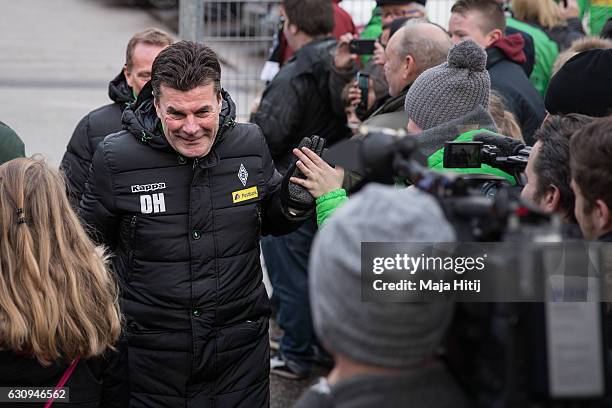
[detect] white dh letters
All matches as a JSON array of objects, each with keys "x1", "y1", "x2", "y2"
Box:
[{"x1": 140, "y1": 193, "x2": 166, "y2": 214}]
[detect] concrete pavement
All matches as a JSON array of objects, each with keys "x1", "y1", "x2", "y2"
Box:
[{"x1": 0, "y1": 0, "x2": 165, "y2": 167}]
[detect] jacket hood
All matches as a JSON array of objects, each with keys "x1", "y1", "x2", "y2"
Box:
[
  {"x1": 488, "y1": 33, "x2": 526, "y2": 66},
  {"x1": 108, "y1": 71, "x2": 134, "y2": 106},
  {"x1": 414, "y1": 106, "x2": 497, "y2": 157},
  {"x1": 121, "y1": 81, "x2": 237, "y2": 154}
]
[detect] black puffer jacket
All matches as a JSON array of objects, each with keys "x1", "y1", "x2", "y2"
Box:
[
  {"x1": 251, "y1": 37, "x2": 353, "y2": 174},
  {"x1": 79, "y1": 84, "x2": 303, "y2": 407},
  {"x1": 486, "y1": 37, "x2": 546, "y2": 145},
  {"x1": 0, "y1": 348, "x2": 128, "y2": 408},
  {"x1": 61, "y1": 71, "x2": 133, "y2": 206}
]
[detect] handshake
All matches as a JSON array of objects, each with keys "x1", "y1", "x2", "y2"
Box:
[{"x1": 282, "y1": 136, "x2": 345, "y2": 215}]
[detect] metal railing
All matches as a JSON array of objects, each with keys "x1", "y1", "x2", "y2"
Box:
[{"x1": 194, "y1": 0, "x2": 454, "y2": 122}]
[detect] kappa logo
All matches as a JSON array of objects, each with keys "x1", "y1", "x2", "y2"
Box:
[
  {"x1": 131, "y1": 182, "x2": 166, "y2": 194},
  {"x1": 140, "y1": 193, "x2": 166, "y2": 214},
  {"x1": 238, "y1": 163, "x2": 248, "y2": 187}
]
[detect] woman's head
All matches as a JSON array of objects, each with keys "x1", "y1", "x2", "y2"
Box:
[
  {"x1": 512, "y1": 0, "x2": 564, "y2": 30},
  {"x1": 0, "y1": 158, "x2": 121, "y2": 365}
]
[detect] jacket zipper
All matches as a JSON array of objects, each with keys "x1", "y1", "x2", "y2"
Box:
[{"x1": 127, "y1": 215, "x2": 137, "y2": 280}]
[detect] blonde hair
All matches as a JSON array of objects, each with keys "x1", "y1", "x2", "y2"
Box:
[
  {"x1": 512, "y1": 0, "x2": 564, "y2": 30},
  {"x1": 489, "y1": 91, "x2": 524, "y2": 142},
  {"x1": 552, "y1": 36, "x2": 612, "y2": 75},
  {"x1": 0, "y1": 158, "x2": 121, "y2": 365}
]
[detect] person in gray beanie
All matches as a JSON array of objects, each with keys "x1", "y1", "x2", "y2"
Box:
[
  {"x1": 404, "y1": 39, "x2": 491, "y2": 133},
  {"x1": 294, "y1": 184, "x2": 471, "y2": 408}
]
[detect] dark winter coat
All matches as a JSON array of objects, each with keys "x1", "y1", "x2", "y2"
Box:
[
  {"x1": 363, "y1": 85, "x2": 410, "y2": 130},
  {"x1": 0, "y1": 120, "x2": 25, "y2": 165},
  {"x1": 251, "y1": 37, "x2": 353, "y2": 174},
  {"x1": 61, "y1": 71, "x2": 133, "y2": 206},
  {"x1": 79, "y1": 84, "x2": 304, "y2": 408},
  {"x1": 487, "y1": 35, "x2": 546, "y2": 145},
  {"x1": 0, "y1": 348, "x2": 128, "y2": 408}
]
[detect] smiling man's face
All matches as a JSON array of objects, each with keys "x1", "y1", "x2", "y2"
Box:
[{"x1": 154, "y1": 83, "x2": 222, "y2": 158}]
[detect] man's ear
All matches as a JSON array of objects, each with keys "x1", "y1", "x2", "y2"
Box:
[
  {"x1": 123, "y1": 64, "x2": 133, "y2": 88},
  {"x1": 486, "y1": 29, "x2": 504, "y2": 47},
  {"x1": 153, "y1": 97, "x2": 162, "y2": 119},
  {"x1": 217, "y1": 92, "x2": 223, "y2": 110},
  {"x1": 403, "y1": 54, "x2": 417, "y2": 81},
  {"x1": 543, "y1": 185, "x2": 561, "y2": 213},
  {"x1": 594, "y1": 199, "x2": 612, "y2": 231}
]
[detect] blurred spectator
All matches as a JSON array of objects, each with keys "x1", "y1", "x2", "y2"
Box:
[
  {"x1": 260, "y1": 0, "x2": 357, "y2": 82},
  {"x1": 0, "y1": 158, "x2": 125, "y2": 407},
  {"x1": 61, "y1": 28, "x2": 173, "y2": 207},
  {"x1": 488, "y1": 91, "x2": 524, "y2": 141},
  {"x1": 251, "y1": 0, "x2": 354, "y2": 380},
  {"x1": 521, "y1": 114, "x2": 594, "y2": 227},
  {"x1": 361, "y1": 0, "x2": 428, "y2": 46},
  {"x1": 570, "y1": 116, "x2": 612, "y2": 241},
  {"x1": 366, "y1": 20, "x2": 451, "y2": 129},
  {"x1": 505, "y1": 10, "x2": 558, "y2": 96},
  {"x1": 295, "y1": 185, "x2": 470, "y2": 408},
  {"x1": 0, "y1": 120, "x2": 25, "y2": 165},
  {"x1": 552, "y1": 35, "x2": 612, "y2": 75},
  {"x1": 449, "y1": 0, "x2": 545, "y2": 144},
  {"x1": 545, "y1": 48, "x2": 612, "y2": 117},
  {"x1": 511, "y1": 0, "x2": 585, "y2": 51},
  {"x1": 577, "y1": 0, "x2": 612, "y2": 35}
]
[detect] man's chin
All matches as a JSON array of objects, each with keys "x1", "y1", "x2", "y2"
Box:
[{"x1": 179, "y1": 145, "x2": 212, "y2": 158}]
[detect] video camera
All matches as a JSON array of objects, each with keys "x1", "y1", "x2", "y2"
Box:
[
  {"x1": 324, "y1": 128, "x2": 611, "y2": 408},
  {"x1": 324, "y1": 127, "x2": 544, "y2": 241}
]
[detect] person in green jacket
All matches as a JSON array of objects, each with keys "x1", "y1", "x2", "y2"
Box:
[
  {"x1": 0, "y1": 121, "x2": 25, "y2": 165},
  {"x1": 360, "y1": 0, "x2": 428, "y2": 64},
  {"x1": 577, "y1": 0, "x2": 612, "y2": 35}
]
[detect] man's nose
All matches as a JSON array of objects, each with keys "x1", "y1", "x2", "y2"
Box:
[{"x1": 183, "y1": 117, "x2": 199, "y2": 135}]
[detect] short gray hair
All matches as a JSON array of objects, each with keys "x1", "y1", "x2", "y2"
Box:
[{"x1": 394, "y1": 20, "x2": 452, "y2": 77}]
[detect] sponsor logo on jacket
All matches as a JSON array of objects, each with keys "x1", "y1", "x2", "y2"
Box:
[
  {"x1": 232, "y1": 186, "x2": 258, "y2": 203},
  {"x1": 131, "y1": 182, "x2": 166, "y2": 194}
]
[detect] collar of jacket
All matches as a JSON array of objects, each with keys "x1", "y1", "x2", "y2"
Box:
[
  {"x1": 122, "y1": 82, "x2": 237, "y2": 162},
  {"x1": 108, "y1": 70, "x2": 134, "y2": 107},
  {"x1": 413, "y1": 106, "x2": 497, "y2": 157},
  {"x1": 370, "y1": 84, "x2": 411, "y2": 118}
]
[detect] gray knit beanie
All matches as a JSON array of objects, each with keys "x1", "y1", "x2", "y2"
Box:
[
  {"x1": 404, "y1": 40, "x2": 490, "y2": 131},
  {"x1": 310, "y1": 184, "x2": 456, "y2": 368}
]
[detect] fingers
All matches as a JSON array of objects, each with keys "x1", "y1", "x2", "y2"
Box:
[
  {"x1": 300, "y1": 147, "x2": 326, "y2": 166},
  {"x1": 338, "y1": 33, "x2": 354, "y2": 45}
]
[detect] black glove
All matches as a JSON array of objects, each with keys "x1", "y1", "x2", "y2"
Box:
[
  {"x1": 281, "y1": 135, "x2": 326, "y2": 215},
  {"x1": 473, "y1": 133, "x2": 526, "y2": 156}
]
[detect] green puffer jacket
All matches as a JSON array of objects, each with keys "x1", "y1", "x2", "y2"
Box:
[
  {"x1": 506, "y1": 17, "x2": 559, "y2": 97},
  {"x1": 0, "y1": 121, "x2": 25, "y2": 165},
  {"x1": 578, "y1": 0, "x2": 612, "y2": 35}
]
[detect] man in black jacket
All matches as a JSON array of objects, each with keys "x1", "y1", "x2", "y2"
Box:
[
  {"x1": 61, "y1": 28, "x2": 173, "y2": 206},
  {"x1": 251, "y1": 0, "x2": 354, "y2": 380},
  {"x1": 449, "y1": 0, "x2": 545, "y2": 144},
  {"x1": 79, "y1": 41, "x2": 308, "y2": 408}
]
